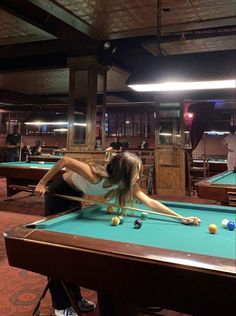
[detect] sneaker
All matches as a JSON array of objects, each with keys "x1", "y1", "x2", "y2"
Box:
[
  {"x1": 55, "y1": 306, "x2": 78, "y2": 316},
  {"x1": 78, "y1": 298, "x2": 96, "y2": 312}
]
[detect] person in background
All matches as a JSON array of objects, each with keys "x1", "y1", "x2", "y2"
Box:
[
  {"x1": 5, "y1": 125, "x2": 23, "y2": 162},
  {"x1": 31, "y1": 145, "x2": 42, "y2": 156},
  {"x1": 224, "y1": 126, "x2": 236, "y2": 170},
  {"x1": 35, "y1": 152, "x2": 201, "y2": 316},
  {"x1": 140, "y1": 140, "x2": 148, "y2": 149},
  {"x1": 107, "y1": 137, "x2": 123, "y2": 153},
  {"x1": 21, "y1": 145, "x2": 32, "y2": 161}
]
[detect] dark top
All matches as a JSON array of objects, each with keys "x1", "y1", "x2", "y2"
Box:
[
  {"x1": 6, "y1": 133, "x2": 21, "y2": 153},
  {"x1": 31, "y1": 146, "x2": 42, "y2": 156},
  {"x1": 110, "y1": 141, "x2": 123, "y2": 151},
  {"x1": 21, "y1": 147, "x2": 32, "y2": 160}
]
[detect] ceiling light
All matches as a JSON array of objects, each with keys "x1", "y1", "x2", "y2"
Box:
[
  {"x1": 127, "y1": 50, "x2": 236, "y2": 92},
  {"x1": 24, "y1": 122, "x2": 87, "y2": 126},
  {"x1": 129, "y1": 80, "x2": 235, "y2": 92}
]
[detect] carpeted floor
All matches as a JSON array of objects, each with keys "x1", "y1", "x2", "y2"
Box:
[
  {"x1": 0, "y1": 179, "x2": 99, "y2": 316},
  {"x1": 0, "y1": 178, "x2": 217, "y2": 316}
]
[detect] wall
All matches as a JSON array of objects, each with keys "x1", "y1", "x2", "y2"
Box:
[
  {"x1": 193, "y1": 134, "x2": 227, "y2": 158},
  {"x1": 0, "y1": 134, "x2": 67, "y2": 148}
]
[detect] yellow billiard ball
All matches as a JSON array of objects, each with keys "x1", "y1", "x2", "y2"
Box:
[
  {"x1": 208, "y1": 224, "x2": 218, "y2": 234},
  {"x1": 111, "y1": 216, "x2": 120, "y2": 226},
  {"x1": 107, "y1": 205, "x2": 114, "y2": 214}
]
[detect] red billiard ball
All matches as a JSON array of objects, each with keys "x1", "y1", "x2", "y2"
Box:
[
  {"x1": 134, "y1": 219, "x2": 142, "y2": 229},
  {"x1": 208, "y1": 224, "x2": 218, "y2": 234}
]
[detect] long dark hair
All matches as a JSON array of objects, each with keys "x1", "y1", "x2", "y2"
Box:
[{"x1": 90, "y1": 152, "x2": 142, "y2": 205}]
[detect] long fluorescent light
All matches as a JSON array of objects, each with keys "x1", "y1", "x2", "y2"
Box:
[
  {"x1": 24, "y1": 121, "x2": 68, "y2": 125},
  {"x1": 24, "y1": 122, "x2": 87, "y2": 126},
  {"x1": 128, "y1": 80, "x2": 236, "y2": 92}
]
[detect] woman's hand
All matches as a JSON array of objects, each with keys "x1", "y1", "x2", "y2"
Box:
[
  {"x1": 180, "y1": 216, "x2": 201, "y2": 225},
  {"x1": 34, "y1": 181, "x2": 47, "y2": 197}
]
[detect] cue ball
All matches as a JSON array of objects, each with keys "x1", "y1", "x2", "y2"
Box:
[
  {"x1": 221, "y1": 219, "x2": 229, "y2": 228},
  {"x1": 227, "y1": 221, "x2": 236, "y2": 231},
  {"x1": 208, "y1": 224, "x2": 218, "y2": 234},
  {"x1": 111, "y1": 216, "x2": 120, "y2": 226},
  {"x1": 107, "y1": 205, "x2": 114, "y2": 214},
  {"x1": 118, "y1": 216, "x2": 124, "y2": 224},
  {"x1": 134, "y1": 219, "x2": 142, "y2": 229}
]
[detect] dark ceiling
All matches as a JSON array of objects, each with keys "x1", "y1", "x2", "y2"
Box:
[{"x1": 0, "y1": 0, "x2": 235, "y2": 113}]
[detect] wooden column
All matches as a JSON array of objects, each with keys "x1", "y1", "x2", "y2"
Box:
[{"x1": 67, "y1": 56, "x2": 107, "y2": 153}]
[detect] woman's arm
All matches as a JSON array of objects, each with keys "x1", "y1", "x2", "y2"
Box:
[
  {"x1": 132, "y1": 185, "x2": 201, "y2": 225},
  {"x1": 35, "y1": 156, "x2": 99, "y2": 196}
]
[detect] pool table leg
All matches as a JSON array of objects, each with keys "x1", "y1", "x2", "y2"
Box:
[{"x1": 97, "y1": 292, "x2": 156, "y2": 316}]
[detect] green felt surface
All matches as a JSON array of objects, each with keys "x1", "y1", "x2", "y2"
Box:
[
  {"x1": 35, "y1": 201, "x2": 236, "y2": 260},
  {"x1": 208, "y1": 171, "x2": 236, "y2": 185},
  {"x1": 194, "y1": 159, "x2": 227, "y2": 164},
  {"x1": 208, "y1": 159, "x2": 227, "y2": 164},
  {"x1": 0, "y1": 161, "x2": 55, "y2": 169}
]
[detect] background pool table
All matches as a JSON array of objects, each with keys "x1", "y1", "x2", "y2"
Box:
[
  {"x1": 28, "y1": 155, "x2": 61, "y2": 163},
  {"x1": 4, "y1": 201, "x2": 236, "y2": 315},
  {"x1": 0, "y1": 161, "x2": 64, "y2": 197},
  {"x1": 193, "y1": 158, "x2": 227, "y2": 176},
  {"x1": 196, "y1": 170, "x2": 236, "y2": 205}
]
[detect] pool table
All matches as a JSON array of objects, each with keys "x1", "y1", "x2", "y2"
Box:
[
  {"x1": 0, "y1": 161, "x2": 63, "y2": 197},
  {"x1": 193, "y1": 158, "x2": 227, "y2": 176},
  {"x1": 28, "y1": 155, "x2": 62, "y2": 163},
  {"x1": 196, "y1": 171, "x2": 236, "y2": 205},
  {"x1": 4, "y1": 201, "x2": 236, "y2": 315}
]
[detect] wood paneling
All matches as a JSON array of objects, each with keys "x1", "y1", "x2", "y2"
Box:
[{"x1": 155, "y1": 147, "x2": 186, "y2": 196}]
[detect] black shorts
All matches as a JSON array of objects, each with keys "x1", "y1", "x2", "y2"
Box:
[{"x1": 45, "y1": 176, "x2": 84, "y2": 216}]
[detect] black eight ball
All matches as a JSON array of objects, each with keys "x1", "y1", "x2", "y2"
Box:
[{"x1": 134, "y1": 219, "x2": 142, "y2": 229}]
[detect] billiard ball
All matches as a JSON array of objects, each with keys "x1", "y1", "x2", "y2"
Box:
[
  {"x1": 221, "y1": 219, "x2": 230, "y2": 228},
  {"x1": 107, "y1": 205, "x2": 114, "y2": 214},
  {"x1": 208, "y1": 224, "x2": 218, "y2": 234},
  {"x1": 111, "y1": 216, "x2": 120, "y2": 226},
  {"x1": 227, "y1": 221, "x2": 235, "y2": 231},
  {"x1": 134, "y1": 219, "x2": 142, "y2": 229},
  {"x1": 118, "y1": 216, "x2": 124, "y2": 224},
  {"x1": 141, "y1": 212, "x2": 148, "y2": 219}
]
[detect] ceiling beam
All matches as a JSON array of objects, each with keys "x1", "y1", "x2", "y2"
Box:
[
  {"x1": 0, "y1": 39, "x2": 97, "y2": 60},
  {"x1": 0, "y1": 53, "x2": 68, "y2": 72},
  {"x1": 161, "y1": 17, "x2": 236, "y2": 35},
  {"x1": 0, "y1": 0, "x2": 99, "y2": 41},
  {"x1": 106, "y1": 26, "x2": 236, "y2": 47},
  {"x1": 0, "y1": 89, "x2": 68, "y2": 105},
  {"x1": 106, "y1": 17, "x2": 236, "y2": 40}
]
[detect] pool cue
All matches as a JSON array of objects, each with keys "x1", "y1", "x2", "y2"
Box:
[
  {"x1": 49, "y1": 192, "x2": 186, "y2": 221},
  {"x1": 22, "y1": 187, "x2": 188, "y2": 222}
]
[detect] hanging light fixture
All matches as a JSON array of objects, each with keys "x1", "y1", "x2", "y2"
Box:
[
  {"x1": 126, "y1": 50, "x2": 236, "y2": 91},
  {"x1": 126, "y1": 0, "x2": 236, "y2": 92}
]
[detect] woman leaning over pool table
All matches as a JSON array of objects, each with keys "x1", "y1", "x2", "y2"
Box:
[{"x1": 35, "y1": 152, "x2": 201, "y2": 316}]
